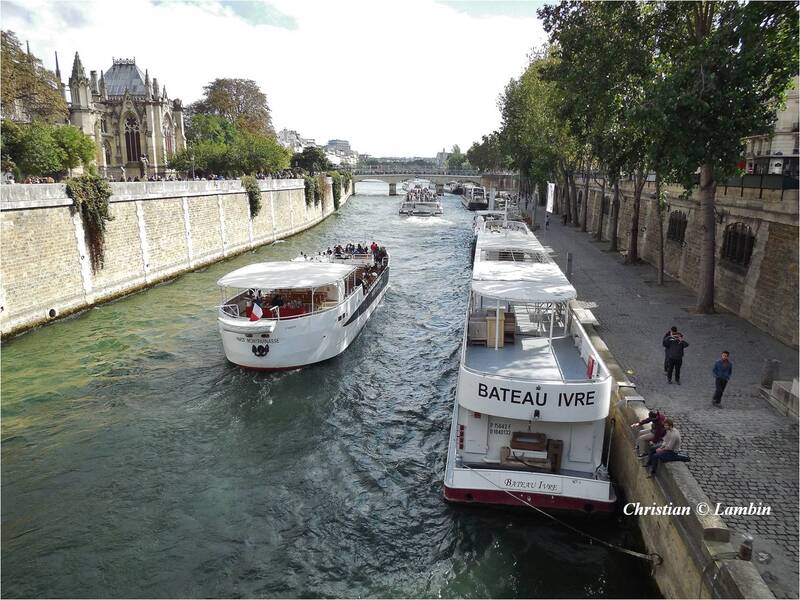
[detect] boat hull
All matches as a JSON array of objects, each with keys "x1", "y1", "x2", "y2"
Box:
[
  {"x1": 461, "y1": 197, "x2": 489, "y2": 211},
  {"x1": 219, "y1": 266, "x2": 389, "y2": 370},
  {"x1": 443, "y1": 484, "x2": 615, "y2": 513}
]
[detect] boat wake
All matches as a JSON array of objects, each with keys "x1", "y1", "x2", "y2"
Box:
[{"x1": 406, "y1": 216, "x2": 453, "y2": 226}]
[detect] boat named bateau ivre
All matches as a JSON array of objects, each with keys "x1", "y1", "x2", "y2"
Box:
[{"x1": 444, "y1": 215, "x2": 615, "y2": 512}]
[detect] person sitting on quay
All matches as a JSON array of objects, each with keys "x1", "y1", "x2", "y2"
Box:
[
  {"x1": 645, "y1": 418, "x2": 681, "y2": 478},
  {"x1": 631, "y1": 409, "x2": 667, "y2": 457}
]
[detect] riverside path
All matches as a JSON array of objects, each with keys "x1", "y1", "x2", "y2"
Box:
[{"x1": 537, "y1": 218, "x2": 799, "y2": 599}]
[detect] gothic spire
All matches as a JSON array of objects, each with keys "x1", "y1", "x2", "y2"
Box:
[
  {"x1": 144, "y1": 69, "x2": 152, "y2": 100},
  {"x1": 162, "y1": 85, "x2": 167, "y2": 100},
  {"x1": 152, "y1": 76, "x2": 159, "y2": 98},
  {"x1": 71, "y1": 51, "x2": 86, "y2": 81},
  {"x1": 99, "y1": 70, "x2": 107, "y2": 99},
  {"x1": 54, "y1": 51, "x2": 61, "y2": 78}
]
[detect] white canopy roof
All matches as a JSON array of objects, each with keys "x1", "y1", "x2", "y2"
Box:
[
  {"x1": 217, "y1": 262, "x2": 354, "y2": 289},
  {"x1": 476, "y1": 229, "x2": 545, "y2": 253},
  {"x1": 472, "y1": 261, "x2": 576, "y2": 303}
]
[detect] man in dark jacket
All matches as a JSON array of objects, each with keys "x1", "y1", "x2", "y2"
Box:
[
  {"x1": 663, "y1": 326, "x2": 678, "y2": 373},
  {"x1": 631, "y1": 409, "x2": 667, "y2": 456},
  {"x1": 663, "y1": 332, "x2": 689, "y2": 384},
  {"x1": 712, "y1": 351, "x2": 733, "y2": 406}
]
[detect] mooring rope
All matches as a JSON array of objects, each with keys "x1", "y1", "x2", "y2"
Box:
[{"x1": 460, "y1": 463, "x2": 662, "y2": 566}]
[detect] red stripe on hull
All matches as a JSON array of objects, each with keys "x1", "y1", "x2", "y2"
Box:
[{"x1": 443, "y1": 485, "x2": 615, "y2": 513}]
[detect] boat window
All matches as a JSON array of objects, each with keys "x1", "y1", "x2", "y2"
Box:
[{"x1": 483, "y1": 249, "x2": 548, "y2": 263}]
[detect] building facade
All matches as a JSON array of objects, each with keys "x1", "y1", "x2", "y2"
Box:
[
  {"x1": 61, "y1": 53, "x2": 186, "y2": 179},
  {"x1": 743, "y1": 76, "x2": 799, "y2": 178}
]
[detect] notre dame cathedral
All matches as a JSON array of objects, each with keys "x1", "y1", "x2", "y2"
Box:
[{"x1": 58, "y1": 52, "x2": 186, "y2": 178}]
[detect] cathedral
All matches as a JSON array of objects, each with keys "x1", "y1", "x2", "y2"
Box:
[{"x1": 58, "y1": 52, "x2": 186, "y2": 178}]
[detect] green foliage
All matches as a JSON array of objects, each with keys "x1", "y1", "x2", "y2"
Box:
[
  {"x1": 65, "y1": 174, "x2": 114, "y2": 273},
  {"x1": 1, "y1": 30, "x2": 68, "y2": 123},
  {"x1": 292, "y1": 146, "x2": 330, "y2": 173},
  {"x1": 341, "y1": 170, "x2": 352, "y2": 193},
  {"x1": 170, "y1": 119, "x2": 289, "y2": 177},
  {"x1": 0, "y1": 120, "x2": 96, "y2": 178},
  {"x1": 241, "y1": 175, "x2": 261, "y2": 218},
  {"x1": 190, "y1": 78, "x2": 274, "y2": 136},
  {"x1": 328, "y1": 170, "x2": 342, "y2": 209},
  {"x1": 446, "y1": 145, "x2": 467, "y2": 170},
  {"x1": 52, "y1": 125, "x2": 96, "y2": 171},
  {"x1": 303, "y1": 175, "x2": 316, "y2": 207},
  {"x1": 315, "y1": 174, "x2": 326, "y2": 206},
  {"x1": 467, "y1": 132, "x2": 508, "y2": 172}
]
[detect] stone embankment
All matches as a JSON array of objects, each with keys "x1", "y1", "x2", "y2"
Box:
[{"x1": 0, "y1": 178, "x2": 351, "y2": 338}]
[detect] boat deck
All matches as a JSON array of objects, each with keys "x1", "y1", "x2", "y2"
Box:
[{"x1": 464, "y1": 335, "x2": 586, "y2": 381}]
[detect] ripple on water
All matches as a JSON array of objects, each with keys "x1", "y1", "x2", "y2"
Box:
[{"x1": 0, "y1": 191, "x2": 658, "y2": 598}]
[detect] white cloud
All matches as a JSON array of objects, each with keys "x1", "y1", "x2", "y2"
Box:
[{"x1": 5, "y1": 0, "x2": 546, "y2": 156}]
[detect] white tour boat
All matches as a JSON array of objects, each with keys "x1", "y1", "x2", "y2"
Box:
[
  {"x1": 444, "y1": 222, "x2": 615, "y2": 513},
  {"x1": 399, "y1": 184, "x2": 443, "y2": 216},
  {"x1": 216, "y1": 245, "x2": 390, "y2": 370},
  {"x1": 462, "y1": 185, "x2": 489, "y2": 211}
]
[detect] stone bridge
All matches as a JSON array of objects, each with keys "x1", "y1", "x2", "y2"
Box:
[{"x1": 351, "y1": 169, "x2": 519, "y2": 196}]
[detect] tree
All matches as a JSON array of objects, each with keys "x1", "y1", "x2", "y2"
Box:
[
  {"x1": 291, "y1": 146, "x2": 330, "y2": 173},
  {"x1": 446, "y1": 144, "x2": 467, "y2": 170},
  {"x1": 16, "y1": 121, "x2": 64, "y2": 176},
  {"x1": 1, "y1": 31, "x2": 67, "y2": 124},
  {"x1": 467, "y1": 132, "x2": 507, "y2": 172},
  {"x1": 653, "y1": 1, "x2": 798, "y2": 312},
  {"x1": 52, "y1": 125, "x2": 96, "y2": 172},
  {"x1": 232, "y1": 131, "x2": 291, "y2": 175},
  {"x1": 191, "y1": 78, "x2": 275, "y2": 136}
]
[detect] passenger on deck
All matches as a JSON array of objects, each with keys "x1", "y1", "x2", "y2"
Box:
[
  {"x1": 269, "y1": 294, "x2": 284, "y2": 308},
  {"x1": 327, "y1": 247, "x2": 333, "y2": 255},
  {"x1": 370, "y1": 241, "x2": 378, "y2": 254}
]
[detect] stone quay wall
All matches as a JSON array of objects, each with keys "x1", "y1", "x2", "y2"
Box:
[
  {"x1": 0, "y1": 178, "x2": 352, "y2": 338},
  {"x1": 574, "y1": 180, "x2": 798, "y2": 348}
]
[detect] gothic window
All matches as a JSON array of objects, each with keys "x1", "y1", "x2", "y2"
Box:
[
  {"x1": 104, "y1": 141, "x2": 112, "y2": 166},
  {"x1": 124, "y1": 116, "x2": 142, "y2": 163},
  {"x1": 101, "y1": 118, "x2": 107, "y2": 134},
  {"x1": 721, "y1": 222, "x2": 755, "y2": 267},
  {"x1": 163, "y1": 118, "x2": 174, "y2": 158},
  {"x1": 666, "y1": 211, "x2": 688, "y2": 244}
]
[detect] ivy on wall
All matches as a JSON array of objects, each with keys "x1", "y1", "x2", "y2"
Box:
[
  {"x1": 304, "y1": 175, "x2": 316, "y2": 207},
  {"x1": 328, "y1": 171, "x2": 342, "y2": 210},
  {"x1": 65, "y1": 174, "x2": 114, "y2": 273},
  {"x1": 241, "y1": 175, "x2": 262, "y2": 218},
  {"x1": 315, "y1": 174, "x2": 326, "y2": 206}
]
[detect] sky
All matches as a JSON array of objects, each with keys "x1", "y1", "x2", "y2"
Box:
[{"x1": 3, "y1": 0, "x2": 548, "y2": 157}]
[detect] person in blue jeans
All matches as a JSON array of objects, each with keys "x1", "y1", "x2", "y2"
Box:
[
  {"x1": 646, "y1": 418, "x2": 681, "y2": 477},
  {"x1": 712, "y1": 351, "x2": 733, "y2": 406}
]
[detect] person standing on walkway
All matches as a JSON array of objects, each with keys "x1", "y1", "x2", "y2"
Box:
[
  {"x1": 663, "y1": 326, "x2": 678, "y2": 373},
  {"x1": 712, "y1": 351, "x2": 733, "y2": 406},
  {"x1": 646, "y1": 418, "x2": 681, "y2": 478},
  {"x1": 545, "y1": 214, "x2": 550, "y2": 230},
  {"x1": 663, "y1": 332, "x2": 689, "y2": 384}
]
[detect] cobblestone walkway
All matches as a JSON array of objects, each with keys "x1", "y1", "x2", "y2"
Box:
[{"x1": 539, "y1": 220, "x2": 799, "y2": 599}]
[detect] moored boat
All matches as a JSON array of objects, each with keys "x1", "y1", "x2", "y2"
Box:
[
  {"x1": 217, "y1": 245, "x2": 390, "y2": 370},
  {"x1": 461, "y1": 185, "x2": 489, "y2": 211},
  {"x1": 444, "y1": 222, "x2": 615, "y2": 513}
]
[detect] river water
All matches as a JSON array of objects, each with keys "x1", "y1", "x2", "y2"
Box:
[{"x1": 1, "y1": 183, "x2": 658, "y2": 598}]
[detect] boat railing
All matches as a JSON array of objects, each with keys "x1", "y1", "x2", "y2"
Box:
[{"x1": 219, "y1": 303, "x2": 241, "y2": 318}]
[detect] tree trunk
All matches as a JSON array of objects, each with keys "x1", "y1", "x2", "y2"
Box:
[
  {"x1": 569, "y1": 173, "x2": 579, "y2": 226},
  {"x1": 609, "y1": 179, "x2": 620, "y2": 252},
  {"x1": 656, "y1": 171, "x2": 664, "y2": 285},
  {"x1": 581, "y1": 165, "x2": 590, "y2": 232},
  {"x1": 696, "y1": 162, "x2": 716, "y2": 312},
  {"x1": 594, "y1": 176, "x2": 606, "y2": 240},
  {"x1": 625, "y1": 170, "x2": 646, "y2": 264}
]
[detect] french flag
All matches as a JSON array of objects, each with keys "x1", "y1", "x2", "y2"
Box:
[{"x1": 249, "y1": 302, "x2": 263, "y2": 321}]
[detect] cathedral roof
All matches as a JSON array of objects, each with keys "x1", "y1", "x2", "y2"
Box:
[{"x1": 104, "y1": 59, "x2": 149, "y2": 97}]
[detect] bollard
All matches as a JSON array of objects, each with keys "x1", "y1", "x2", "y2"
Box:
[
  {"x1": 566, "y1": 252, "x2": 573, "y2": 281},
  {"x1": 738, "y1": 534, "x2": 753, "y2": 561},
  {"x1": 761, "y1": 359, "x2": 781, "y2": 388}
]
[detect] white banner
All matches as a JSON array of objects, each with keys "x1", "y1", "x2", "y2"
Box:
[{"x1": 546, "y1": 182, "x2": 555, "y2": 213}]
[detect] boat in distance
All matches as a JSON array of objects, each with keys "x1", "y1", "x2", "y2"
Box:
[
  {"x1": 217, "y1": 244, "x2": 389, "y2": 370},
  {"x1": 461, "y1": 185, "x2": 489, "y2": 211},
  {"x1": 399, "y1": 184, "x2": 443, "y2": 216},
  {"x1": 444, "y1": 216, "x2": 615, "y2": 513}
]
